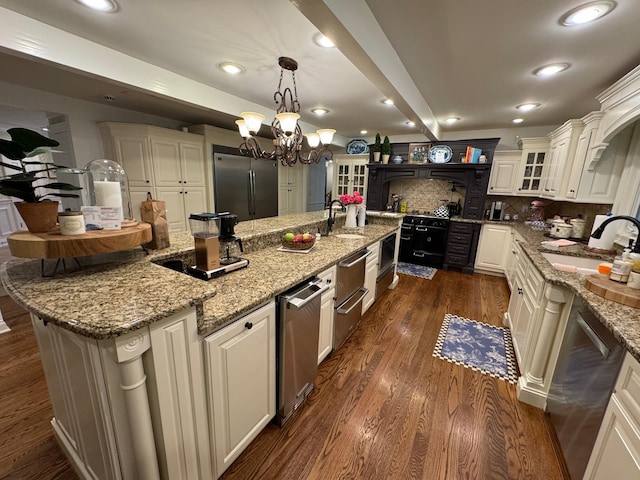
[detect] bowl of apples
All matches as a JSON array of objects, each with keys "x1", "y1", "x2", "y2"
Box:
[{"x1": 281, "y1": 231, "x2": 315, "y2": 250}]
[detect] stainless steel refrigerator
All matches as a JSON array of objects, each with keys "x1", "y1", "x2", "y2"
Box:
[{"x1": 213, "y1": 147, "x2": 278, "y2": 221}]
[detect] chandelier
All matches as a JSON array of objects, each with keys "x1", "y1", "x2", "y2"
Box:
[{"x1": 236, "y1": 57, "x2": 335, "y2": 167}]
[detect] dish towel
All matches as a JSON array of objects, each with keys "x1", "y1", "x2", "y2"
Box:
[{"x1": 541, "y1": 239, "x2": 577, "y2": 248}]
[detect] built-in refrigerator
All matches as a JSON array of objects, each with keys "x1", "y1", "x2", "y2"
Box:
[{"x1": 212, "y1": 146, "x2": 278, "y2": 221}]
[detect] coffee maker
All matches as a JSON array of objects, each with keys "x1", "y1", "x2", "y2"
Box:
[
  {"x1": 218, "y1": 213, "x2": 245, "y2": 266},
  {"x1": 187, "y1": 212, "x2": 249, "y2": 280}
]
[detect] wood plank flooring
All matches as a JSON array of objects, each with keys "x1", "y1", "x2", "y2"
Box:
[{"x1": 0, "y1": 269, "x2": 566, "y2": 480}]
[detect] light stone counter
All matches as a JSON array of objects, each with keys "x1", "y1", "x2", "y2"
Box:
[
  {"x1": 1, "y1": 211, "x2": 400, "y2": 339},
  {"x1": 511, "y1": 223, "x2": 640, "y2": 362}
]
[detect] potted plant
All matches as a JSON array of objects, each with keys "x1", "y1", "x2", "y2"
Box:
[
  {"x1": 382, "y1": 135, "x2": 391, "y2": 164},
  {"x1": 0, "y1": 128, "x2": 82, "y2": 233},
  {"x1": 372, "y1": 133, "x2": 381, "y2": 162}
]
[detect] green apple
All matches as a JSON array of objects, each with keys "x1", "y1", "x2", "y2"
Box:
[{"x1": 284, "y1": 232, "x2": 294, "y2": 242}]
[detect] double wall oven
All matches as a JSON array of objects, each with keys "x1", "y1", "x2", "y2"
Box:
[{"x1": 400, "y1": 215, "x2": 450, "y2": 269}]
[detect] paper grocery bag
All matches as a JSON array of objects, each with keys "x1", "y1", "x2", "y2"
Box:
[{"x1": 140, "y1": 192, "x2": 170, "y2": 250}]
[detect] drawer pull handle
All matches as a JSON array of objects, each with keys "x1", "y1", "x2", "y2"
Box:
[{"x1": 245, "y1": 322, "x2": 253, "y2": 330}]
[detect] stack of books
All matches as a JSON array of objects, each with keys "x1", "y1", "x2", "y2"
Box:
[{"x1": 463, "y1": 146, "x2": 482, "y2": 163}]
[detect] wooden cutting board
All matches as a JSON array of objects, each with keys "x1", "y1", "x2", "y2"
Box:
[
  {"x1": 584, "y1": 273, "x2": 640, "y2": 308},
  {"x1": 8, "y1": 223, "x2": 152, "y2": 259}
]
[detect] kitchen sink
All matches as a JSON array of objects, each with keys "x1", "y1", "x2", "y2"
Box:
[
  {"x1": 334, "y1": 233, "x2": 366, "y2": 239},
  {"x1": 541, "y1": 252, "x2": 603, "y2": 273}
]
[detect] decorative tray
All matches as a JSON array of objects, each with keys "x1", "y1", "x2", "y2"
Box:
[
  {"x1": 346, "y1": 139, "x2": 369, "y2": 155},
  {"x1": 429, "y1": 145, "x2": 453, "y2": 163}
]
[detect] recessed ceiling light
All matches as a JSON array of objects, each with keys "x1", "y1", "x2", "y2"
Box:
[
  {"x1": 405, "y1": 121, "x2": 415, "y2": 127},
  {"x1": 314, "y1": 34, "x2": 335, "y2": 48},
  {"x1": 516, "y1": 103, "x2": 541, "y2": 112},
  {"x1": 75, "y1": 0, "x2": 118, "y2": 12},
  {"x1": 513, "y1": 118, "x2": 524, "y2": 124},
  {"x1": 445, "y1": 117, "x2": 460, "y2": 124},
  {"x1": 382, "y1": 99, "x2": 394, "y2": 106},
  {"x1": 360, "y1": 130, "x2": 368, "y2": 135},
  {"x1": 561, "y1": 1, "x2": 616, "y2": 26},
  {"x1": 533, "y1": 63, "x2": 570, "y2": 77},
  {"x1": 311, "y1": 107, "x2": 329, "y2": 116},
  {"x1": 218, "y1": 62, "x2": 245, "y2": 75}
]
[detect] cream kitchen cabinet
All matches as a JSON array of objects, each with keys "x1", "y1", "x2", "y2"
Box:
[
  {"x1": 100, "y1": 123, "x2": 208, "y2": 228},
  {"x1": 204, "y1": 301, "x2": 276, "y2": 478},
  {"x1": 474, "y1": 224, "x2": 512, "y2": 274},
  {"x1": 487, "y1": 151, "x2": 519, "y2": 195},
  {"x1": 317, "y1": 265, "x2": 337, "y2": 364},
  {"x1": 584, "y1": 352, "x2": 640, "y2": 480},
  {"x1": 333, "y1": 154, "x2": 368, "y2": 201},
  {"x1": 362, "y1": 240, "x2": 380, "y2": 314},
  {"x1": 30, "y1": 306, "x2": 212, "y2": 480},
  {"x1": 514, "y1": 137, "x2": 549, "y2": 196},
  {"x1": 504, "y1": 249, "x2": 573, "y2": 408},
  {"x1": 504, "y1": 230, "x2": 524, "y2": 291},
  {"x1": 541, "y1": 119, "x2": 584, "y2": 198},
  {"x1": 278, "y1": 163, "x2": 303, "y2": 215}
]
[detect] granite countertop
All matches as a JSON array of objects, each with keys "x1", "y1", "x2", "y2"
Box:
[
  {"x1": 1, "y1": 211, "x2": 400, "y2": 340},
  {"x1": 511, "y1": 223, "x2": 640, "y2": 362}
]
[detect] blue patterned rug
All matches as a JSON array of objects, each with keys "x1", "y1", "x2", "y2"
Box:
[
  {"x1": 433, "y1": 314, "x2": 518, "y2": 384},
  {"x1": 397, "y1": 262, "x2": 437, "y2": 280}
]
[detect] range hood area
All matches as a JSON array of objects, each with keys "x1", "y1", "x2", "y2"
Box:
[{"x1": 367, "y1": 138, "x2": 499, "y2": 219}]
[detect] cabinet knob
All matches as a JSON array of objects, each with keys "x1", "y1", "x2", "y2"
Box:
[
  {"x1": 146, "y1": 180, "x2": 150, "y2": 183},
  {"x1": 512, "y1": 250, "x2": 517, "y2": 254},
  {"x1": 179, "y1": 180, "x2": 183, "y2": 183},
  {"x1": 518, "y1": 287, "x2": 523, "y2": 295},
  {"x1": 569, "y1": 189, "x2": 575, "y2": 193},
  {"x1": 490, "y1": 187, "x2": 493, "y2": 190},
  {"x1": 184, "y1": 181, "x2": 187, "y2": 184},
  {"x1": 184, "y1": 191, "x2": 188, "y2": 194},
  {"x1": 245, "y1": 322, "x2": 253, "y2": 330},
  {"x1": 326, "y1": 278, "x2": 331, "y2": 284}
]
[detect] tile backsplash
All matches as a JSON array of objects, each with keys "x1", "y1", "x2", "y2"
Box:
[{"x1": 387, "y1": 179, "x2": 466, "y2": 213}]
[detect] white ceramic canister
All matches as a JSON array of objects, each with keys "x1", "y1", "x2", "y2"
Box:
[
  {"x1": 551, "y1": 223, "x2": 573, "y2": 238},
  {"x1": 58, "y1": 211, "x2": 86, "y2": 235},
  {"x1": 628, "y1": 271, "x2": 640, "y2": 289},
  {"x1": 570, "y1": 218, "x2": 586, "y2": 238}
]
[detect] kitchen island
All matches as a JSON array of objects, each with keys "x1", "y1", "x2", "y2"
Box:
[{"x1": 0, "y1": 211, "x2": 402, "y2": 480}]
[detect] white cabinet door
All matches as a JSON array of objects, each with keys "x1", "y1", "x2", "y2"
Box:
[
  {"x1": 474, "y1": 224, "x2": 512, "y2": 273},
  {"x1": 151, "y1": 138, "x2": 183, "y2": 187},
  {"x1": 584, "y1": 395, "x2": 640, "y2": 480},
  {"x1": 542, "y1": 137, "x2": 569, "y2": 197},
  {"x1": 317, "y1": 266, "x2": 336, "y2": 364},
  {"x1": 565, "y1": 128, "x2": 592, "y2": 199},
  {"x1": 488, "y1": 152, "x2": 519, "y2": 195},
  {"x1": 182, "y1": 186, "x2": 207, "y2": 219},
  {"x1": 156, "y1": 187, "x2": 187, "y2": 232},
  {"x1": 515, "y1": 138, "x2": 549, "y2": 195},
  {"x1": 362, "y1": 241, "x2": 380, "y2": 314},
  {"x1": 113, "y1": 136, "x2": 154, "y2": 187},
  {"x1": 180, "y1": 141, "x2": 206, "y2": 187},
  {"x1": 504, "y1": 237, "x2": 520, "y2": 291},
  {"x1": 204, "y1": 302, "x2": 276, "y2": 477},
  {"x1": 333, "y1": 155, "x2": 368, "y2": 202},
  {"x1": 147, "y1": 308, "x2": 212, "y2": 480},
  {"x1": 129, "y1": 188, "x2": 155, "y2": 222}
]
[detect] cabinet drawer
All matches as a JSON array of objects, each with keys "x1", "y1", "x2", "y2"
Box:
[
  {"x1": 449, "y1": 222, "x2": 475, "y2": 234},
  {"x1": 525, "y1": 263, "x2": 544, "y2": 300},
  {"x1": 446, "y1": 242, "x2": 470, "y2": 256},
  {"x1": 445, "y1": 253, "x2": 468, "y2": 266},
  {"x1": 448, "y1": 232, "x2": 472, "y2": 245}
]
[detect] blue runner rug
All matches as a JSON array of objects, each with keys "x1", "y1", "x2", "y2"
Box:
[
  {"x1": 397, "y1": 262, "x2": 437, "y2": 280},
  {"x1": 433, "y1": 314, "x2": 518, "y2": 384}
]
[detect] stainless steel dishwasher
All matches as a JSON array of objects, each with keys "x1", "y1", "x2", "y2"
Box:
[
  {"x1": 546, "y1": 296, "x2": 625, "y2": 480},
  {"x1": 334, "y1": 249, "x2": 371, "y2": 349},
  {"x1": 276, "y1": 277, "x2": 330, "y2": 426}
]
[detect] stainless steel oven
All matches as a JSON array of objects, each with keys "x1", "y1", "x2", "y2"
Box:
[
  {"x1": 376, "y1": 233, "x2": 396, "y2": 300},
  {"x1": 334, "y1": 249, "x2": 371, "y2": 349}
]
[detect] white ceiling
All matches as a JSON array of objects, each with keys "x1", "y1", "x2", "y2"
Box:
[{"x1": 0, "y1": 0, "x2": 639, "y2": 142}]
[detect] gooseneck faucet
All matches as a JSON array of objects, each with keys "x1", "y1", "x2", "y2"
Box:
[
  {"x1": 590, "y1": 215, "x2": 640, "y2": 253},
  {"x1": 327, "y1": 199, "x2": 345, "y2": 234}
]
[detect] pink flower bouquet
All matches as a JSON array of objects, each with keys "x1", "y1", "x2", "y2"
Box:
[{"x1": 340, "y1": 191, "x2": 363, "y2": 205}]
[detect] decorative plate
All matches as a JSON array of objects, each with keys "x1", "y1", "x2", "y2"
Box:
[
  {"x1": 346, "y1": 139, "x2": 369, "y2": 155},
  {"x1": 428, "y1": 145, "x2": 453, "y2": 163}
]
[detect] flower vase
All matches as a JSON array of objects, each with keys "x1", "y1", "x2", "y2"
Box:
[{"x1": 345, "y1": 204, "x2": 358, "y2": 229}]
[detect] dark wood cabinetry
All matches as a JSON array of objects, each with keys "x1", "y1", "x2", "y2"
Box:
[
  {"x1": 365, "y1": 138, "x2": 498, "y2": 219},
  {"x1": 443, "y1": 221, "x2": 481, "y2": 274}
]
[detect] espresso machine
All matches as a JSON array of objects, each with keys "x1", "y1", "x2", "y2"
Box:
[{"x1": 187, "y1": 212, "x2": 249, "y2": 280}]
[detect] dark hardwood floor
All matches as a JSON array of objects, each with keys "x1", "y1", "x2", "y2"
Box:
[{"x1": 0, "y1": 269, "x2": 566, "y2": 480}]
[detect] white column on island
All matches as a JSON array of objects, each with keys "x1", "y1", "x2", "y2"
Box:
[{"x1": 114, "y1": 331, "x2": 160, "y2": 480}]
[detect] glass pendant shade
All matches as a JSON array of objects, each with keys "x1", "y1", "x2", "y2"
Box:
[
  {"x1": 318, "y1": 129, "x2": 336, "y2": 145},
  {"x1": 235, "y1": 119, "x2": 250, "y2": 138},
  {"x1": 305, "y1": 132, "x2": 320, "y2": 148},
  {"x1": 275, "y1": 113, "x2": 300, "y2": 135},
  {"x1": 240, "y1": 112, "x2": 265, "y2": 133}
]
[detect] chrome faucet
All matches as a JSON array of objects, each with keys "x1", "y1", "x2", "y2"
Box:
[
  {"x1": 590, "y1": 215, "x2": 640, "y2": 253},
  {"x1": 327, "y1": 199, "x2": 345, "y2": 234}
]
